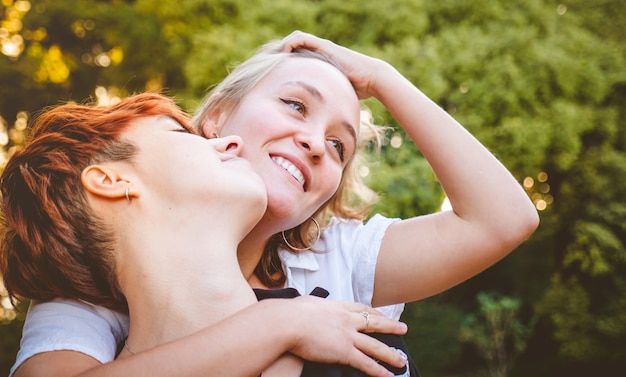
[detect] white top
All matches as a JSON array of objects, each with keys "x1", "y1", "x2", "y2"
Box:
[
  {"x1": 10, "y1": 214, "x2": 403, "y2": 376},
  {"x1": 11, "y1": 299, "x2": 129, "y2": 376},
  {"x1": 281, "y1": 214, "x2": 404, "y2": 319}
]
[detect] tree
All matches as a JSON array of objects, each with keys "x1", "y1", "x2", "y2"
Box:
[
  {"x1": 1, "y1": 1, "x2": 626, "y2": 376},
  {"x1": 460, "y1": 292, "x2": 535, "y2": 377}
]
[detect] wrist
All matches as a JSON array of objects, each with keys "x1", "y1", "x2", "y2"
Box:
[
  {"x1": 257, "y1": 299, "x2": 303, "y2": 352},
  {"x1": 368, "y1": 60, "x2": 402, "y2": 99}
]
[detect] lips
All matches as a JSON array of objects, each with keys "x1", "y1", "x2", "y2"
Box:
[{"x1": 271, "y1": 156, "x2": 306, "y2": 189}]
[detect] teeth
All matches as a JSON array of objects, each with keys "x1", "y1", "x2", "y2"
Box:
[{"x1": 272, "y1": 156, "x2": 305, "y2": 187}]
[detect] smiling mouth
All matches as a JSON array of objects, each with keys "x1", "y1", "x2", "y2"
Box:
[{"x1": 272, "y1": 156, "x2": 306, "y2": 189}]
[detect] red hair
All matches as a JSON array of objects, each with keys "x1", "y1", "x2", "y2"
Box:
[{"x1": 0, "y1": 92, "x2": 191, "y2": 313}]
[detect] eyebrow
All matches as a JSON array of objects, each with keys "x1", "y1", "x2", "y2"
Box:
[
  {"x1": 282, "y1": 81, "x2": 358, "y2": 146},
  {"x1": 283, "y1": 81, "x2": 325, "y2": 102}
]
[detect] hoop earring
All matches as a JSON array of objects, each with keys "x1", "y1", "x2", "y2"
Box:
[
  {"x1": 210, "y1": 132, "x2": 220, "y2": 139},
  {"x1": 125, "y1": 188, "x2": 131, "y2": 203},
  {"x1": 282, "y1": 218, "x2": 321, "y2": 251}
]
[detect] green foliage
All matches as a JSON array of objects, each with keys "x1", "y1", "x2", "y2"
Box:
[
  {"x1": 402, "y1": 298, "x2": 465, "y2": 376},
  {"x1": 0, "y1": 298, "x2": 28, "y2": 376},
  {"x1": 566, "y1": 221, "x2": 623, "y2": 276},
  {"x1": 460, "y1": 292, "x2": 535, "y2": 377},
  {"x1": 0, "y1": 320, "x2": 24, "y2": 374},
  {"x1": 1, "y1": 0, "x2": 626, "y2": 376},
  {"x1": 536, "y1": 274, "x2": 626, "y2": 361},
  {"x1": 367, "y1": 132, "x2": 443, "y2": 218}
]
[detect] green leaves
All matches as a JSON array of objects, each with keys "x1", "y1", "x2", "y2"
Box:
[{"x1": 1, "y1": 0, "x2": 626, "y2": 375}]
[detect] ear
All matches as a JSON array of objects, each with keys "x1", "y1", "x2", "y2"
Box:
[
  {"x1": 81, "y1": 165, "x2": 132, "y2": 200},
  {"x1": 201, "y1": 108, "x2": 230, "y2": 138},
  {"x1": 201, "y1": 119, "x2": 219, "y2": 139}
]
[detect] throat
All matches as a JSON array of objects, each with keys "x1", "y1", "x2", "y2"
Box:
[{"x1": 126, "y1": 276, "x2": 257, "y2": 353}]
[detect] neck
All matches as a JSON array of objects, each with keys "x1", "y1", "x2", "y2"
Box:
[
  {"x1": 237, "y1": 213, "x2": 286, "y2": 285},
  {"x1": 120, "y1": 220, "x2": 257, "y2": 353},
  {"x1": 238, "y1": 231, "x2": 269, "y2": 283}
]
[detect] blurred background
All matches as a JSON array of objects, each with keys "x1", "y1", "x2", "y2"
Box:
[{"x1": 1, "y1": 0, "x2": 624, "y2": 376}]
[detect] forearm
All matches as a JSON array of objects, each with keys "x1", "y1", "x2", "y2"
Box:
[
  {"x1": 14, "y1": 301, "x2": 291, "y2": 377},
  {"x1": 372, "y1": 62, "x2": 538, "y2": 241},
  {"x1": 15, "y1": 297, "x2": 407, "y2": 377},
  {"x1": 84, "y1": 300, "x2": 295, "y2": 377}
]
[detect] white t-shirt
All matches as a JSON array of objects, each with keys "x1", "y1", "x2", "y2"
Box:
[
  {"x1": 280, "y1": 214, "x2": 403, "y2": 320},
  {"x1": 10, "y1": 214, "x2": 403, "y2": 376},
  {"x1": 11, "y1": 299, "x2": 129, "y2": 376}
]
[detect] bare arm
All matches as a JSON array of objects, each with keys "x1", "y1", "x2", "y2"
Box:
[
  {"x1": 14, "y1": 297, "x2": 406, "y2": 377},
  {"x1": 282, "y1": 31, "x2": 540, "y2": 306}
]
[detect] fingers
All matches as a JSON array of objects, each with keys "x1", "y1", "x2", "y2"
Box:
[
  {"x1": 280, "y1": 30, "x2": 325, "y2": 53},
  {"x1": 349, "y1": 308, "x2": 410, "y2": 374},
  {"x1": 353, "y1": 332, "x2": 408, "y2": 375},
  {"x1": 279, "y1": 31, "x2": 381, "y2": 100},
  {"x1": 349, "y1": 305, "x2": 408, "y2": 335},
  {"x1": 359, "y1": 311, "x2": 371, "y2": 332},
  {"x1": 346, "y1": 349, "x2": 395, "y2": 377},
  {"x1": 333, "y1": 300, "x2": 408, "y2": 334},
  {"x1": 286, "y1": 297, "x2": 409, "y2": 376}
]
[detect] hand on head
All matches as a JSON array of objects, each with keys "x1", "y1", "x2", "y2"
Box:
[{"x1": 280, "y1": 30, "x2": 388, "y2": 100}]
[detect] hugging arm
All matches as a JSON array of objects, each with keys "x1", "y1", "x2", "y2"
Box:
[
  {"x1": 13, "y1": 297, "x2": 407, "y2": 377},
  {"x1": 281, "y1": 31, "x2": 540, "y2": 306}
]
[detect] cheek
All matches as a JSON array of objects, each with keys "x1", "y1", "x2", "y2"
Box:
[
  {"x1": 319, "y1": 165, "x2": 344, "y2": 200},
  {"x1": 221, "y1": 103, "x2": 278, "y2": 138}
]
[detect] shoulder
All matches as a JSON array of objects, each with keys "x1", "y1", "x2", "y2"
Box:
[
  {"x1": 11, "y1": 299, "x2": 129, "y2": 375},
  {"x1": 323, "y1": 214, "x2": 399, "y2": 240},
  {"x1": 26, "y1": 298, "x2": 129, "y2": 334}
]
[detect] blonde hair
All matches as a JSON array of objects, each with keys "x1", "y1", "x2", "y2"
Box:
[{"x1": 192, "y1": 41, "x2": 387, "y2": 286}]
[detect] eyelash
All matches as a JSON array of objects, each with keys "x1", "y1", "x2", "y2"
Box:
[
  {"x1": 281, "y1": 98, "x2": 306, "y2": 115},
  {"x1": 329, "y1": 139, "x2": 346, "y2": 162},
  {"x1": 174, "y1": 127, "x2": 193, "y2": 134},
  {"x1": 280, "y1": 98, "x2": 346, "y2": 162}
]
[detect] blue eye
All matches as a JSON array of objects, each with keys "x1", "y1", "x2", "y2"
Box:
[
  {"x1": 328, "y1": 139, "x2": 345, "y2": 162},
  {"x1": 281, "y1": 98, "x2": 306, "y2": 115}
]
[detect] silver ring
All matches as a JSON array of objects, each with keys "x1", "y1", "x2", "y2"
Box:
[
  {"x1": 360, "y1": 311, "x2": 370, "y2": 332},
  {"x1": 125, "y1": 188, "x2": 131, "y2": 203}
]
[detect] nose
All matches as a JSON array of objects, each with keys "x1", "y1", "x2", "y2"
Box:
[
  {"x1": 296, "y1": 130, "x2": 325, "y2": 161},
  {"x1": 210, "y1": 135, "x2": 244, "y2": 156}
]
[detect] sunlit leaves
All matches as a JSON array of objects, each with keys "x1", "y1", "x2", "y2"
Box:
[
  {"x1": 0, "y1": 0, "x2": 30, "y2": 59},
  {"x1": 565, "y1": 222, "x2": 622, "y2": 276},
  {"x1": 0, "y1": 0, "x2": 625, "y2": 375}
]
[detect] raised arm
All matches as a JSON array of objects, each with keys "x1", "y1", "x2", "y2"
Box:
[
  {"x1": 282, "y1": 31, "x2": 540, "y2": 306},
  {"x1": 13, "y1": 297, "x2": 407, "y2": 377}
]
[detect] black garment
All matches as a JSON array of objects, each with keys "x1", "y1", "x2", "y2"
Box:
[{"x1": 253, "y1": 287, "x2": 421, "y2": 377}]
